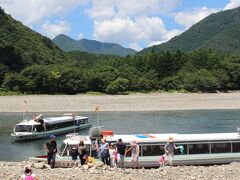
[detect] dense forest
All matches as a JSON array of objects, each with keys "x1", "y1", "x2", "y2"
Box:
[
  {"x1": 1, "y1": 7, "x2": 240, "y2": 95},
  {"x1": 1, "y1": 49, "x2": 240, "y2": 94}
]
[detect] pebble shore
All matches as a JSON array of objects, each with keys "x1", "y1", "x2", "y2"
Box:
[{"x1": 1, "y1": 161, "x2": 240, "y2": 180}]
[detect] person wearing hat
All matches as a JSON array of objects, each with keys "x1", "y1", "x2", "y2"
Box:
[
  {"x1": 44, "y1": 134, "x2": 57, "y2": 168},
  {"x1": 19, "y1": 167, "x2": 39, "y2": 180},
  {"x1": 164, "y1": 136, "x2": 179, "y2": 166},
  {"x1": 125, "y1": 140, "x2": 140, "y2": 169}
]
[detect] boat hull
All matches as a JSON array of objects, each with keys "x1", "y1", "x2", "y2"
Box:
[
  {"x1": 11, "y1": 123, "x2": 92, "y2": 142},
  {"x1": 30, "y1": 153, "x2": 240, "y2": 168}
]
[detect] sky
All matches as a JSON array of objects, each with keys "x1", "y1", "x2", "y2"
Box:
[{"x1": 0, "y1": 0, "x2": 240, "y2": 51}]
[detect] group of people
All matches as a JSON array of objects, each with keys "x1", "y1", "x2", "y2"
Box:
[
  {"x1": 94, "y1": 135, "x2": 140, "y2": 168},
  {"x1": 19, "y1": 135, "x2": 180, "y2": 179},
  {"x1": 43, "y1": 134, "x2": 181, "y2": 169}
]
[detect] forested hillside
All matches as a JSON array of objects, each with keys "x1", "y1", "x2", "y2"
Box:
[
  {"x1": 1, "y1": 7, "x2": 240, "y2": 95},
  {"x1": 0, "y1": 7, "x2": 67, "y2": 70},
  {"x1": 53, "y1": 34, "x2": 137, "y2": 56},
  {"x1": 141, "y1": 7, "x2": 240, "y2": 54}
]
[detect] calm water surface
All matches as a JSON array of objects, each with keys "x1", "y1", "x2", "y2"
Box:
[{"x1": 0, "y1": 110, "x2": 239, "y2": 161}]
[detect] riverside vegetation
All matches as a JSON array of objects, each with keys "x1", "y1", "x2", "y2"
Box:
[{"x1": 1, "y1": 6, "x2": 240, "y2": 95}]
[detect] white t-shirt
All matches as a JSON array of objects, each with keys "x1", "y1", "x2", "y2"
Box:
[{"x1": 109, "y1": 148, "x2": 116, "y2": 158}]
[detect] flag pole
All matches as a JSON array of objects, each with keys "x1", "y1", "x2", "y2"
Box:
[
  {"x1": 23, "y1": 99, "x2": 27, "y2": 120},
  {"x1": 97, "y1": 111, "x2": 100, "y2": 126},
  {"x1": 95, "y1": 106, "x2": 100, "y2": 126}
]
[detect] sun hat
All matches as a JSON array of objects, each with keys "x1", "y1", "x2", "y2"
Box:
[
  {"x1": 130, "y1": 140, "x2": 137, "y2": 146},
  {"x1": 50, "y1": 134, "x2": 56, "y2": 139},
  {"x1": 168, "y1": 136, "x2": 174, "y2": 143}
]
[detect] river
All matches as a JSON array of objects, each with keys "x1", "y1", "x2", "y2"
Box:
[{"x1": 0, "y1": 109, "x2": 239, "y2": 161}]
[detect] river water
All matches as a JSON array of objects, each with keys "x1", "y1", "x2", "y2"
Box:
[{"x1": 0, "y1": 110, "x2": 239, "y2": 161}]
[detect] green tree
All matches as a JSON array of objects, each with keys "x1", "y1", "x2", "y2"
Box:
[
  {"x1": 106, "y1": 77, "x2": 129, "y2": 94},
  {"x1": 182, "y1": 69, "x2": 219, "y2": 92}
]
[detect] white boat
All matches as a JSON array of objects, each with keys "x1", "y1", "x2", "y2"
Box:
[
  {"x1": 30, "y1": 128, "x2": 240, "y2": 167},
  {"x1": 11, "y1": 113, "x2": 92, "y2": 141}
]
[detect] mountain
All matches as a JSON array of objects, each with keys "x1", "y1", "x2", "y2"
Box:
[
  {"x1": 53, "y1": 34, "x2": 137, "y2": 56},
  {"x1": 140, "y1": 7, "x2": 240, "y2": 54},
  {"x1": 0, "y1": 7, "x2": 67, "y2": 70}
]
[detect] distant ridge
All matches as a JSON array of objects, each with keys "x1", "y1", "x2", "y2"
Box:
[
  {"x1": 53, "y1": 34, "x2": 137, "y2": 56},
  {"x1": 140, "y1": 6, "x2": 240, "y2": 54}
]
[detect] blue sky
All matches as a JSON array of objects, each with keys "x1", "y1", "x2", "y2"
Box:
[{"x1": 0, "y1": 0, "x2": 239, "y2": 51}]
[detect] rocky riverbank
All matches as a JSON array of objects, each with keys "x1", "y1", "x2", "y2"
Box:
[{"x1": 1, "y1": 161, "x2": 240, "y2": 180}]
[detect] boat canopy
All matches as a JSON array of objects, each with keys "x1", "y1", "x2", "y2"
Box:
[
  {"x1": 107, "y1": 133, "x2": 240, "y2": 144},
  {"x1": 43, "y1": 116, "x2": 74, "y2": 124},
  {"x1": 63, "y1": 135, "x2": 92, "y2": 145}
]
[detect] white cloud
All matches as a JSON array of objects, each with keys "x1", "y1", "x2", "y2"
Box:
[
  {"x1": 93, "y1": 17, "x2": 179, "y2": 47},
  {"x1": 86, "y1": 0, "x2": 181, "y2": 20},
  {"x1": 174, "y1": 7, "x2": 219, "y2": 29},
  {"x1": 77, "y1": 32, "x2": 84, "y2": 39},
  {"x1": 129, "y1": 43, "x2": 142, "y2": 51},
  {"x1": 0, "y1": 0, "x2": 88, "y2": 25},
  {"x1": 41, "y1": 21, "x2": 71, "y2": 38},
  {"x1": 224, "y1": 0, "x2": 240, "y2": 10},
  {"x1": 88, "y1": 0, "x2": 181, "y2": 48}
]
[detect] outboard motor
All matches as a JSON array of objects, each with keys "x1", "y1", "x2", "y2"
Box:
[{"x1": 89, "y1": 126, "x2": 103, "y2": 140}]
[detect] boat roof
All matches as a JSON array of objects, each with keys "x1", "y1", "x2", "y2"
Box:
[
  {"x1": 16, "y1": 114, "x2": 88, "y2": 126},
  {"x1": 41, "y1": 115, "x2": 87, "y2": 124},
  {"x1": 16, "y1": 120, "x2": 40, "y2": 126},
  {"x1": 108, "y1": 133, "x2": 240, "y2": 143},
  {"x1": 63, "y1": 134, "x2": 92, "y2": 145},
  {"x1": 63, "y1": 132, "x2": 240, "y2": 145}
]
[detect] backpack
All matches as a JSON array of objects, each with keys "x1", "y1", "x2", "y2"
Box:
[{"x1": 24, "y1": 175, "x2": 34, "y2": 180}]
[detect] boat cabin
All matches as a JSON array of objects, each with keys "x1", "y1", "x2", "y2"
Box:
[
  {"x1": 59, "y1": 131, "x2": 240, "y2": 159},
  {"x1": 13, "y1": 114, "x2": 89, "y2": 133}
]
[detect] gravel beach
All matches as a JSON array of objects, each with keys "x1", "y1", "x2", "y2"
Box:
[
  {"x1": 0, "y1": 161, "x2": 239, "y2": 180},
  {"x1": 1, "y1": 93, "x2": 240, "y2": 179},
  {"x1": 0, "y1": 92, "x2": 240, "y2": 112}
]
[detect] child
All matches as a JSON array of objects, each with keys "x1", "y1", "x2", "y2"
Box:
[
  {"x1": 109, "y1": 143, "x2": 117, "y2": 168},
  {"x1": 71, "y1": 145, "x2": 78, "y2": 161},
  {"x1": 159, "y1": 154, "x2": 168, "y2": 167},
  {"x1": 19, "y1": 167, "x2": 39, "y2": 180},
  {"x1": 84, "y1": 154, "x2": 96, "y2": 165}
]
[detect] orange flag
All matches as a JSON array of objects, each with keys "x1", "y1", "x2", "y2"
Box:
[{"x1": 95, "y1": 106, "x2": 100, "y2": 112}]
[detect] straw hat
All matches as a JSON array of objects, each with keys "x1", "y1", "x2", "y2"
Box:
[
  {"x1": 168, "y1": 136, "x2": 174, "y2": 143},
  {"x1": 130, "y1": 140, "x2": 137, "y2": 146}
]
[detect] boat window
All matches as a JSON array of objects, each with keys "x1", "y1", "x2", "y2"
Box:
[
  {"x1": 81, "y1": 119, "x2": 85, "y2": 124},
  {"x1": 59, "y1": 143, "x2": 67, "y2": 156},
  {"x1": 232, "y1": 142, "x2": 240, "y2": 152},
  {"x1": 33, "y1": 125, "x2": 44, "y2": 132},
  {"x1": 174, "y1": 144, "x2": 188, "y2": 155},
  {"x1": 211, "y1": 143, "x2": 231, "y2": 153},
  {"x1": 15, "y1": 125, "x2": 32, "y2": 132},
  {"x1": 142, "y1": 145, "x2": 164, "y2": 156},
  {"x1": 188, "y1": 144, "x2": 210, "y2": 154},
  {"x1": 45, "y1": 120, "x2": 75, "y2": 131}
]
